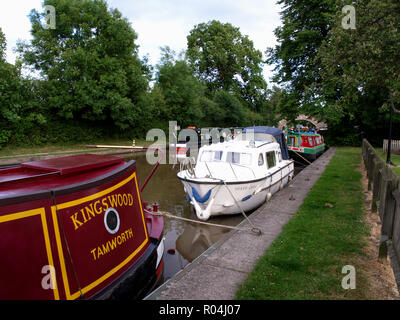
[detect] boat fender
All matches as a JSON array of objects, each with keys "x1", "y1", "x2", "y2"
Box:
[
  {"x1": 192, "y1": 187, "x2": 212, "y2": 204},
  {"x1": 266, "y1": 193, "x2": 272, "y2": 202},
  {"x1": 241, "y1": 194, "x2": 252, "y2": 202}
]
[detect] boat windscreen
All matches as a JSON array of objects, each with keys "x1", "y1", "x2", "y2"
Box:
[
  {"x1": 235, "y1": 132, "x2": 277, "y2": 143},
  {"x1": 226, "y1": 152, "x2": 252, "y2": 166},
  {"x1": 199, "y1": 150, "x2": 223, "y2": 162}
]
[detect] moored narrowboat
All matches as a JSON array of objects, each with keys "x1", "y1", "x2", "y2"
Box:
[
  {"x1": 286, "y1": 129, "x2": 325, "y2": 162},
  {"x1": 0, "y1": 153, "x2": 164, "y2": 300}
]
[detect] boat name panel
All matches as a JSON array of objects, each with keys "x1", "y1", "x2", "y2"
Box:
[{"x1": 70, "y1": 192, "x2": 134, "y2": 231}]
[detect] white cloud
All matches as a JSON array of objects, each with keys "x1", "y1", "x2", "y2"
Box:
[{"x1": 0, "y1": 0, "x2": 42, "y2": 63}]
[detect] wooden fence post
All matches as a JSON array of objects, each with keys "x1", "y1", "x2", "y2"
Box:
[{"x1": 372, "y1": 159, "x2": 384, "y2": 212}]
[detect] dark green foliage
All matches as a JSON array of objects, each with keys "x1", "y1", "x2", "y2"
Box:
[
  {"x1": 316, "y1": 0, "x2": 400, "y2": 144},
  {"x1": 0, "y1": 28, "x2": 45, "y2": 148},
  {"x1": 267, "y1": 0, "x2": 337, "y2": 113},
  {"x1": 17, "y1": 0, "x2": 151, "y2": 132},
  {"x1": 155, "y1": 48, "x2": 204, "y2": 128},
  {"x1": 187, "y1": 20, "x2": 267, "y2": 112}
]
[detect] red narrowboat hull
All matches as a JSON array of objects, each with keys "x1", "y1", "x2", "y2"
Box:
[{"x1": 0, "y1": 154, "x2": 164, "y2": 300}]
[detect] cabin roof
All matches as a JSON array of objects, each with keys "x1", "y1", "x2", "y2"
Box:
[
  {"x1": 0, "y1": 154, "x2": 126, "y2": 200},
  {"x1": 199, "y1": 140, "x2": 279, "y2": 153}
]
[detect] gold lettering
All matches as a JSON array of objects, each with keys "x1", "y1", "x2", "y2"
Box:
[
  {"x1": 85, "y1": 203, "x2": 95, "y2": 220},
  {"x1": 110, "y1": 238, "x2": 117, "y2": 250},
  {"x1": 108, "y1": 195, "x2": 118, "y2": 208},
  {"x1": 102, "y1": 198, "x2": 109, "y2": 210},
  {"x1": 123, "y1": 194, "x2": 128, "y2": 206},
  {"x1": 80, "y1": 208, "x2": 88, "y2": 223},
  {"x1": 102, "y1": 243, "x2": 110, "y2": 255},
  {"x1": 118, "y1": 194, "x2": 123, "y2": 207},
  {"x1": 90, "y1": 228, "x2": 134, "y2": 261},
  {"x1": 91, "y1": 248, "x2": 97, "y2": 260},
  {"x1": 71, "y1": 212, "x2": 83, "y2": 230},
  {"x1": 128, "y1": 194, "x2": 133, "y2": 206},
  {"x1": 97, "y1": 246, "x2": 104, "y2": 258},
  {"x1": 94, "y1": 200, "x2": 102, "y2": 215}
]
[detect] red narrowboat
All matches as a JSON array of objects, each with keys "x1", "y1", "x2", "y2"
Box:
[{"x1": 0, "y1": 153, "x2": 164, "y2": 300}]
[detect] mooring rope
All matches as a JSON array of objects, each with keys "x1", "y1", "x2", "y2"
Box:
[
  {"x1": 291, "y1": 149, "x2": 312, "y2": 165},
  {"x1": 220, "y1": 180, "x2": 262, "y2": 235},
  {"x1": 149, "y1": 210, "x2": 262, "y2": 236}
]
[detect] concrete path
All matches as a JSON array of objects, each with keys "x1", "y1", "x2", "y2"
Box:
[{"x1": 145, "y1": 147, "x2": 338, "y2": 300}]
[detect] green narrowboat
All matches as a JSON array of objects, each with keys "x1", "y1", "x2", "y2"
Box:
[{"x1": 285, "y1": 130, "x2": 325, "y2": 162}]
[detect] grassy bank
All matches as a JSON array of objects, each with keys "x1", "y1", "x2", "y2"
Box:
[
  {"x1": 377, "y1": 149, "x2": 400, "y2": 176},
  {"x1": 235, "y1": 147, "x2": 370, "y2": 299},
  {"x1": 0, "y1": 138, "x2": 154, "y2": 159}
]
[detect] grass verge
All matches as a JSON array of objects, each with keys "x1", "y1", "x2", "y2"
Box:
[
  {"x1": 376, "y1": 149, "x2": 400, "y2": 176},
  {"x1": 235, "y1": 147, "x2": 370, "y2": 299}
]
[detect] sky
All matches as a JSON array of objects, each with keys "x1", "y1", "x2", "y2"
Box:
[{"x1": 0, "y1": 0, "x2": 283, "y2": 83}]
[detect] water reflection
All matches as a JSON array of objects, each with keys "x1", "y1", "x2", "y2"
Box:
[
  {"x1": 124, "y1": 152, "x2": 303, "y2": 282},
  {"x1": 123, "y1": 152, "x2": 244, "y2": 281}
]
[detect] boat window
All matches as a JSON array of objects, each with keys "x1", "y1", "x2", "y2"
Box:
[
  {"x1": 266, "y1": 151, "x2": 276, "y2": 169},
  {"x1": 308, "y1": 137, "x2": 314, "y2": 146},
  {"x1": 258, "y1": 153, "x2": 264, "y2": 166},
  {"x1": 266, "y1": 152, "x2": 276, "y2": 168},
  {"x1": 276, "y1": 151, "x2": 282, "y2": 162},
  {"x1": 290, "y1": 137, "x2": 295, "y2": 146},
  {"x1": 200, "y1": 150, "x2": 223, "y2": 162},
  {"x1": 226, "y1": 152, "x2": 252, "y2": 166}
]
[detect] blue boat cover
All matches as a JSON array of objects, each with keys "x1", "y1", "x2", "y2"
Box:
[{"x1": 242, "y1": 126, "x2": 290, "y2": 160}]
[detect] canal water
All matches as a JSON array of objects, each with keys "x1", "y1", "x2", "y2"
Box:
[
  {"x1": 124, "y1": 152, "x2": 303, "y2": 284},
  {"x1": 124, "y1": 152, "x2": 244, "y2": 282}
]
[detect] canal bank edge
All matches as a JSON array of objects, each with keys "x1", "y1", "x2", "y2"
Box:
[
  {"x1": 0, "y1": 149, "x2": 148, "y2": 167},
  {"x1": 144, "y1": 147, "x2": 337, "y2": 300}
]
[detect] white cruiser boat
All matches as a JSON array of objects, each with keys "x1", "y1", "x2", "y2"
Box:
[{"x1": 177, "y1": 126, "x2": 294, "y2": 220}]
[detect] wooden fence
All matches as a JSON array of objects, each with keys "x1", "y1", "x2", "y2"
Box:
[
  {"x1": 363, "y1": 139, "x2": 400, "y2": 292},
  {"x1": 383, "y1": 139, "x2": 400, "y2": 154}
]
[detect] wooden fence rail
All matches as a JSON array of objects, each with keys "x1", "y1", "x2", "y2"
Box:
[
  {"x1": 383, "y1": 139, "x2": 400, "y2": 154},
  {"x1": 363, "y1": 139, "x2": 400, "y2": 292}
]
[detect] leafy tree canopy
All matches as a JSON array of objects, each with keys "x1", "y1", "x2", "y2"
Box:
[
  {"x1": 187, "y1": 20, "x2": 266, "y2": 111},
  {"x1": 17, "y1": 0, "x2": 151, "y2": 130},
  {"x1": 317, "y1": 0, "x2": 400, "y2": 120},
  {"x1": 267, "y1": 0, "x2": 337, "y2": 115},
  {"x1": 155, "y1": 46, "x2": 204, "y2": 128}
]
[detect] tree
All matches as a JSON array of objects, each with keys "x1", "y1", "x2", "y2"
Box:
[
  {"x1": 316, "y1": 0, "x2": 400, "y2": 145},
  {"x1": 17, "y1": 0, "x2": 151, "y2": 131},
  {"x1": 155, "y1": 47, "x2": 204, "y2": 127},
  {"x1": 318, "y1": 0, "x2": 400, "y2": 115},
  {"x1": 212, "y1": 90, "x2": 246, "y2": 127},
  {"x1": 187, "y1": 20, "x2": 266, "y2": 111},
  {"x1": 0, "y1": 28, "x2": 44, "y2": 148},
  {"x1": 267, "y1": 0, "x2": 337, "y2": 113}
]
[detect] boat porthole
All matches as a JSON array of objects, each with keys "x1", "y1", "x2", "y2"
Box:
[{"x1": 104, "y1": 207, "x2": 120, "y2": 234}]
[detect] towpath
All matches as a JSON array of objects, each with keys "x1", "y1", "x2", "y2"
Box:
[{"x1": 145, "y1": 147, "x2": 337, "y2": 300}]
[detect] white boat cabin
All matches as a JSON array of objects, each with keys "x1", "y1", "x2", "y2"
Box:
[{"x1": 192, "y1": 137, "x2": 285, "y2": 182}]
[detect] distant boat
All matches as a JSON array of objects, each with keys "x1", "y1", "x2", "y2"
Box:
[
  {"x1": 0, "y1": 153, "x2": 164, "y2": 300},
  {"x1": 286, "y1": 128, "x2": 325, "y2": 162},
  {"x1": 177, "y1": 126, "x2": 294, "y2": 221}
]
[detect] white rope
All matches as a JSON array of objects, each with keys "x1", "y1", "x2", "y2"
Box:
[{"x1": 150, "y1": 211, "x2": 262, "y2": 235}]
